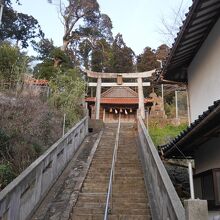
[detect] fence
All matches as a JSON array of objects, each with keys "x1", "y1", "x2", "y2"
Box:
[
  {"x1": 0, "y1": 116, "x2": 88, "y2": 220},
  {"x1": 137, "y1": 116, "x2": 185, "y2": 220},
  {"x1": 0, "y1": 79, "x2": 50, "y2": 97}
]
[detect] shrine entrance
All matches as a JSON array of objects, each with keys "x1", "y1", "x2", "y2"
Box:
[
  {"x1": 103, "y1": 106, "x2": 137, "y2": 123},
  {"x1": 84, "y1": 69, "x2": 155, "y2": 121}
]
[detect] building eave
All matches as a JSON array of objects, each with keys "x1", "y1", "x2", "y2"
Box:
[
  {"x1": 160, "y1": 100, "x2": 220, "y2": 159},
  {"x1": 161, "y1": 0, "x2": 220, "y2": 82}
]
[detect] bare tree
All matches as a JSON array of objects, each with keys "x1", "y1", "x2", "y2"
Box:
[
  {"x1": 158, "y1": 0, "x2": 191, "y2": 46},
  {"x1": 48, "y1": 0, "x2": 100, "y2": 51}
]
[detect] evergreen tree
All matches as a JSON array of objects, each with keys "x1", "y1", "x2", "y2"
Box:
[
  {"x1": 156, "y1": 44, "x2": 170, "y2": 63},
  {"x1": 0, "y1": 0, "x2": 43, "y2": 48},
  {"x1": 137, "y1": 47, "x2": 159, "y2": 72},
  {"x1": 109, "y1": 34, "x2": 135, "y2": 73},
  {"x1": 0, "y1": 43, "x2": 29, "y2": 82},
  {"x1": 91, "y1": 39, "x2": 112, "y2": 72}
]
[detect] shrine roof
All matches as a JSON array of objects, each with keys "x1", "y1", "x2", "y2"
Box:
[
  {"x1": 160, "y1": 99, "x2": 220, "y2": 159},
  {"x1": 101, "y1": 87, "x2": 138, "y2": 98},
  {"x1": 161, "y1": 0, "x2": 220, "y2": 82}
]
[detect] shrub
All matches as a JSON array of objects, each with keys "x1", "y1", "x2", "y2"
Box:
[
  {"x1": 0, "y1": 93, "x2": 63, "y2": 175},
  {"x1": 49, "y1": 68, "x2": 85, "y2": 128},
  {"x1": 0, "y1": 43, "x2": 29, "y2": 82},
  {"x1": 149, "y1": 122, "x2": 187, "y2": 147},
  {"x1": 0, "y1": 164, "x2": 16, "y2": 189}
]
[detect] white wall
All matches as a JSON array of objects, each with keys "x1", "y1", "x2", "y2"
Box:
[
  {"x1": 188, "y1": 18, "x2": 220, "y2": 121},
  {"x1": 195, "y1": 137, "x2": 220, "y2": 174}
]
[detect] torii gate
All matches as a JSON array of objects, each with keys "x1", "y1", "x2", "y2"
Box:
[{"x1": 84, "y1": 69, "x2": 156, "y2": 120}]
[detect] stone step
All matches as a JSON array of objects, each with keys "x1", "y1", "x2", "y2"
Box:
[
  {"x1": 88, "y1": 163, "x2": 112, "y2": 167},
  {"x1": 73, "y1": 214, "x2": 151, "y2": 220},
  {"x1": 112, "y1": 208, "x2": 150, "y2": 215},
  {"x1": 86, "y1": 170, "x2": 110, "y2": 174},
  {"x1": 85, "y1": 174, "x2": 109, "y2": 179},
  {"x1": 83, "y1": 183, "x2": 108, "y2": 188},
  {"x1": 115, "y1": 162, "x2": 141, "y2": 165},
  {"x1": 71, "y1": 123, "x2": 151, "y2": 219},
  {"x1": 93, "y1": 152, "x2": 113, "y2": 155},
  {"x1": 114, "y1": 173, "x2": 143, "y2": 178},
  {"x1": 94, "y1": 148, "x2": 113, "y2": 151},
  {"x1": 112, "y1": 197, "x2": 148, "y2": 204},
  {"x1": 77, "y1": 194, "x2": 106, "y2": 204},
  {"x1": 115, "y1": 159, "x2": 140, "y2": 162},
  {"x1": 84, "y1": 177, "x2": 145, "y2": 184},
  {"x1": 73, "y1": 207, "x2": 105, "y2": 215},
  {"x1": 111, "y1": 202, "x2": 149, "y2": 210},
  {"x1": 82, "y1": 183, "x2": 145, "y2": 191},
  {"x1": 73, "y1": 207, "x2": 150, "y2": 216},
  {"x1": 81, "y1": 187, "x2": 108, "y2": 193},
  {"x1": 85, "y1": 175, "x2": 109, "y2": 180},
  {"x1": 87, "y1": 171, "x2": 110, "y2": 176},
  {"x1": 112, "y1": 192, "x2": 147, "y2": 199},
  {"x1": 117, "y1": 146, "x2": 137, "y2": 149},
  {"x1": 113, "y1": 188, "x2": 146, "y2": 193},
  {"x1": 114, "y1": 180, "x2": 145, "y2": 185},
  {"x1": 113, "y1": 183, "x2": 145, "y2": 188},
  {"x1": 75, "y1": 202, "x2": 150, "y2": 211},
  {"x1": 83, "y1": 177, "x2": 109, "y2": 182},
  {"x1": 77, "y1": 194, "x2": 148, "y2": 204},
  {"x1": 114, "y1": 167, "x2": 142, "y2": 171},
  {"x1": 76, "y1": 202, "x2": 106, "y2": 209},
  {"x1": 92, "y1": 157, "x2": 113, "y2": 160}
]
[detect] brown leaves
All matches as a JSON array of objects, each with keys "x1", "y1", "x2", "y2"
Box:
[{"x1": 0, "y1": 92, "x2": 62, "y2": 174}]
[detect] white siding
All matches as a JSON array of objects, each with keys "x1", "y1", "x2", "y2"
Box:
[{"x1": 188, "y1": 18, "x2": 220, "y2": 121}]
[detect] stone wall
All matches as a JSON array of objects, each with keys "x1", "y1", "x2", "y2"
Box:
[{"x1": 137, "y1": 116, "x2": 185, "y2": 220}]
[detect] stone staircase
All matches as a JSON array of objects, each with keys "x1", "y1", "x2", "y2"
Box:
[{"x1": 71, "y1": 123, "x2": 151, "y2": 220}]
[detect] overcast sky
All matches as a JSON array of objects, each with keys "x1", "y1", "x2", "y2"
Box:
[{"x1": 14, "y1": 0, "x2": 192, "y2": 55}]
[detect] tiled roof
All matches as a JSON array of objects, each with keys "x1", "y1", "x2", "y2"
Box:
[
  {"x1": 161, "y1": 0, "x2": 220, "y2": 82},
  {"x1": 25, "y1": 79, "x2": 48, "y2": 86},
  {"x1": 160, "y1": 100, "x2": 220, "y2": 158},
  {"x1": 85, "y1": 97, "x2": 153, "y2": 104}
]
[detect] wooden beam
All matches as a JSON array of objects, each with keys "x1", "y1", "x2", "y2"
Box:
[
  {"x1": 88, "y1": 82, "x2": 151, "y2": 87},
  {"x1": 83, "y1": 69, "x2": 155, "y2": 79}
]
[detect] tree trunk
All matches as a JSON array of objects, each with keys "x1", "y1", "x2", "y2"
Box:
[
  {"x1": 62, "y1": 40, "x2": 69, "y2": 51},
  {"x1": 54, "y1": 58, "x2": 62, "y2": 68}
]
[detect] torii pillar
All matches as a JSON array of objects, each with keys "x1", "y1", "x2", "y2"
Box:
[
  {"x1": 138, "y1": 77, "x2": 145, "y2": 119},
  {"x1": 95, "y1": 76, "x2": 102, "y2": 119}
]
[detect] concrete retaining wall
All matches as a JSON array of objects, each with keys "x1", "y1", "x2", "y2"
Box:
[
  {"x1": 137, "y1": 116, "x2": 185, "y2": 220},
  {"x1": 0, "y1": 117, "x2": 88, "y2": 220}
]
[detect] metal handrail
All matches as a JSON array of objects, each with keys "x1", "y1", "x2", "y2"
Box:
[{"x1": 104, "y1": 114, "x2": 121, "y2": 220}]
